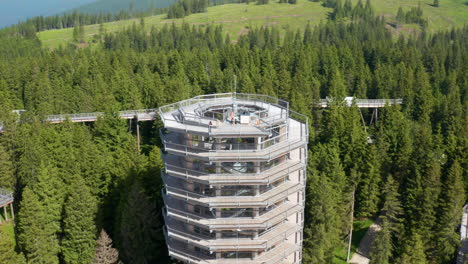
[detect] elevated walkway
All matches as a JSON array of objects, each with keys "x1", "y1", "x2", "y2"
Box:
[
  {"x1": 0, "y1": 188, "x2": 13, "y2": 208},
  {"x1": 0, "y1": 188, "x2": 14, "y2": 224},
  {"x1": 317, "y1": 98, "x2": 403, "y2": 108},
  {"x1": 0, "y1": 97, "x2": 402, "y2": 133}
]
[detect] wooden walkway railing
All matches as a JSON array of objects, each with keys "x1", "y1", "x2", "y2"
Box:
[{"x1": 0, "y1": 188, "x2": 14, "y2": 224}]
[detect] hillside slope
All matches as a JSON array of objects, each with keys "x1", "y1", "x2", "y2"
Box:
[
  {"x1": 39, "y1": 1, "x2": 331, "y2": 49},
  {"x1": 37, "y1": 0, "x2": 467, "y2": 49}
]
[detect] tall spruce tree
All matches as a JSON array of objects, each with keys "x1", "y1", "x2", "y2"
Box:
[
  {"x1": 61, "y1": 176, "x2": 98, "y2": 264},
  {"x1": 116, "y1": 179, "x2": 164, "y2": 263},
  {"x1": 0, "y1": 144, "x2": 14, "y2": 190},
  {"x1": 434, "y1": 160, "x2": 465, "y2": 263},
  {"x1": 399, "y1": 232, "x2": 427, "y2": 264},
  {"x1": 370, "y1": 175, "x2": 402, "y2": 264},
  {"x1": 17, "y1": 188, "x2": 60, "y2": 264}
]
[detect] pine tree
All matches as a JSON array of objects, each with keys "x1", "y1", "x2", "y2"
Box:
[
  {"x1": 116, "y1": 179, "x2": 165, "y2": 263},
  {"x1": 0, "y1": 144, "x2": 14, "y2": 190},
  {"x1": 434, "y1": 160, "x2": 465, "y2": 263},
  {"x1": 370, "y1": 175, "x2": 403, "y2": 263},
  {"x1": 17, "y1": 188, "x2": 60, "y2": 264},
  {"x1": 328, "y1": 67, "x2": 347, "y2": 99},
  {"x1": 61, "y1": 176, "x2": 97, "y2": 264},
  {"x1": 399, "y1": 232, "x2": 427, "y2": 264},
  {"x1": 303, "y1": 170, "x2": 341, "y2": 263},
  {"x1": 356, "y1": 145, "x2": 381, "y2": 218},
  {"x1": 32, "y1": 164, "x2": 65, "y2": 240},
  {"x1": 79, "y1": 22, "x2": 85, "y2": 43},
  {"x1": 73, "y1": 21, "x2": 80, "y2": 42},
  {"x1": 93, "y1": 229, "x2": 119, "y2": 264},
  {"x1": 370, "y1": 220, "x2": 392, "y2": 264}
]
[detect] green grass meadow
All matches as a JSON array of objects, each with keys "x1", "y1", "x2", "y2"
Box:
[
  {"x1": 0, "y1": 221, "x2": 16, "y2": 246},
  {"x1": 37, "y1": 0, "x2": 467, "y2": 49},
  {"x1": 38, "y1": 1, "x2": 331, "y2": 49}
]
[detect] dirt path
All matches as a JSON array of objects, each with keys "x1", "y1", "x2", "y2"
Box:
[{"x1": 349, "y1": 218, "x2": 382, "y2": 264}]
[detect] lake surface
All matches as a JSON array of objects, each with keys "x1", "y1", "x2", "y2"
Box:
[{"x1": 0, "y1": 0, "x2": 96, "y2": 28}]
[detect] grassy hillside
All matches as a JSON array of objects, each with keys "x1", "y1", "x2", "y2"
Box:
[
  {"x1": 39, "y1": 1, "x2": 331, "y2": 49},
  {"x1": 358, "y1": 0, "x2": 468, "y2": 33},
  {"x1": 37, "y1": 0, "x2": 467, "y2": 49}
]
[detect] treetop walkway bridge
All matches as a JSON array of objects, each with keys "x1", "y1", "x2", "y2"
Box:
[
  {"x1": 317, "y1": 97, "x2": 403, "y2": 108},
  {"x1": 0, "y1": 96, "x2": 402, "y2": 132},
  {"x1": 0, "y1": 188, "x2": 14, "y2": 224}
]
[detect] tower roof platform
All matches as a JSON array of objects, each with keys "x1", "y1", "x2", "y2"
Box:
[{"x1": 158, "y1": 93, "x2": 292, "y2": 137}]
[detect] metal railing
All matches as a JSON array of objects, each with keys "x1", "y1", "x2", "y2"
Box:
[
  {"x1": 164, "y1": 196, "x2": 303, "y2": 230},
  {"x1": 45, "y1": 109, "x2": 158, "y2": 123},
  {"x1": 162, "y1": 130, "x2": 289, "y2": 153},
  {"x1": 160, "y1": 121, "x2": 308, "y2": 161},
  {"x1": 164, "y1": 159, "x2": 305, "y2": 185},
  {"x1": 158, "y1": 93, "x2": 290, "y2": 131},
  {"x1": 318, "y1": 98, "x2": 403, "y2": 108},
  {"x1": 0, "y1": 188, "x2": 13, "y2": 206},
  {"x1": 165, "y1": 218, "x2": 301, "y2": 251},
  {"x1": 164, "y1": 180, "x2": 304, "y2": 207}
]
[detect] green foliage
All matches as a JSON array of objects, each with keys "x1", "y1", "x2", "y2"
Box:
[
  {"x1": 303, "y1": 170, "x2": 342, "y2": 263},
  {"x1": 434, "y1": 160, "x2": 465, "y2": 263},
  {"x1": 0, "y1": 6, "x2": 466, "y2": 263},
  {"x1": 167, "y1": 0, "x2": 209, "y2": 18},
  {"x1": 370, "y1": 220, "x2": 392, "y2": 264},
  {"x1": 370, "y1": 176, "x2": 403, "y2": 264},
  {"x1": 116, "y1": 179, "x2": 165, "y2": 263},
  {"x1": 399, "y1": 233, "x2": 427, "y2": 264},
  {"x1": 395, "y1": 4, "x2": 428, "y2": 28},
  {"x1": 0, "y1": 144, "x2": 15, "y2": 190},
  {"x1": 17, "y1": 188, "x2": 60, "y2": 264},
  {"x1": 0, "y1": 226, "x2": 26, "y2": 264},
  {"x1": 62, "y1": 176, "x2": 98, "y2": 264}
]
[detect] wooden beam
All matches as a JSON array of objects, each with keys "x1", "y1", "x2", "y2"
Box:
[
  {"x1": 10, "y1": 203, "x2": 14, "y2": 220},
  {"x1": 3, "y1": 205, "x2": 7, "y2": 221}
]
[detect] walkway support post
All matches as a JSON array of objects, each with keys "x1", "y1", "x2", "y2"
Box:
[
  {"x1": 135, "y1": 115, "x2": 140, "y2": 152},
  {"x1": 3, "y1": 205, "x2": 8, "y2": 221},
  {"x1": 347, "y1": 187, "x2": 355, "y2": 262},
  {"x1": 10, "y1": 203, "x2": 14, "y2": 220}
]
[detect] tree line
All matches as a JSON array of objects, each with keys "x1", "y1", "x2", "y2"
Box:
[
  {"x1": 0, "y1": 3, "x2": 466, "y2": 264},
  {"x1": 167, "y1": 0, "x2": 210, "y2": 19}
]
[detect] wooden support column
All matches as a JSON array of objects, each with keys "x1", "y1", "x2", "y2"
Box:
[
  {"x1": 10, "y1": 203, "x2": 14, "y2": 220},
  {"x1": 3, "y1": 205, "x2": 8, "y2": 221},
  {"x1": 135, "y1": 115, "x2": 140, "y2": 152},
  {"x1": 358, "y1": 108, "x2": 367, "y2": 133}
]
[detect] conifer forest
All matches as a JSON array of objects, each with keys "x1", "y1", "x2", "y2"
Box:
[{"x1": 0, "y1": 0, "x2": 466, "y2": 263}]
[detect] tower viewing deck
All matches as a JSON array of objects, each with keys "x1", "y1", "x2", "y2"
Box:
[{"x1": 158, "y1": 93, "x2": 308, "y2": 264}]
